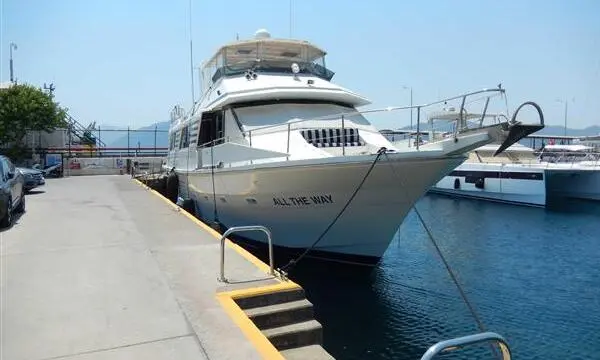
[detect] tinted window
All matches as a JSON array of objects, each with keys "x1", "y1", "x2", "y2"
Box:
[{"x1": 0, "y1": 158, "x2": 5, "y2": 178}]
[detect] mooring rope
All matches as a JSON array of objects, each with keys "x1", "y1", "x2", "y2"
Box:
[
  {"x1": 278, "y1": 147, "x2": 388, "y2": 274},
  {"x1": 382, "y1": 152, "x2": 501, "y2": 359}
]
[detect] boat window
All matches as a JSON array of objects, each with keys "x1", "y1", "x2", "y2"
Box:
[
  {"x1": 232, "y1": 101, "x2": 369, "y2": 131},
  {"x1": 202, "y1": 42, "x2": 334, "y2": 88},
  {"x1": 179, "y1": 126, "x2": 190, "y2": 148},
  {"x1": 197, "y1": 110, "x2": 225, "y2": 147},
  {"x1": 169, "y1": 132, "x2": 177, "y2": 150}
]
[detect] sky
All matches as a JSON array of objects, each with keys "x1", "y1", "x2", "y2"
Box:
[{"x1": 1, "y1": 0, "x2": 599, "y2": 131}]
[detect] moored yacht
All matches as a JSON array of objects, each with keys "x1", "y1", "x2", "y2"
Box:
[
  {"x1": 428, "y1": 143, "x2": 547, "y2": 207},
  {"x1": 536, "y1": 144, "x2": 600, "y2": 202},
  {"x1": 165, "y1": 29, "x2": 543, "y2": 266}
]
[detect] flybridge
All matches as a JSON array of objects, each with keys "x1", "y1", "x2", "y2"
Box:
[{"x1": 199, "y1": 29, "x2": 334, "y2": 93}]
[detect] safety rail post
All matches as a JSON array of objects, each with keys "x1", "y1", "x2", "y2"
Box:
[
  {"x1": 479, "y1": 97, "x2": 491, "y2": 127},
  {"x1": 342, "y1": 114, "x2": 346, "y2": 156},
  {"x1": 416, "y1": 107, "x2": 421, "y2": 150},
  {"x1": 286, "y1": 123, "x2": 291, "y2": 159},
  {"x1": 219, "y1": 225, "x2": 275, "y2": 283},
  {"x1": 459, "y1": 95, "x2": 467, "y2": 130},
  {"x1": 420, "y1": 332, "x2": 511, "y2": 360}
]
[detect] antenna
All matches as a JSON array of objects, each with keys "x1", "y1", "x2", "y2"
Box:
[
  {"x1": 289, "y1": 0, "x2": 293, "y2": 38},
  {"x1": 188, "y1": 0, "x2": 195, "y2": 107}
]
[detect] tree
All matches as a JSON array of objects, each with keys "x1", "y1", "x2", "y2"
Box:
[{"x1": 0, "y1": 83, "x2": 67, "y2": 150}]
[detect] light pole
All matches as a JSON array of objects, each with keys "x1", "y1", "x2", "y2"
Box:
[
  {"x1": 9, "y1": 43, "x2": 18, "y2": 83},
  {"x1": 555, "y1": 98, "x2": 574, "y2": 137}
]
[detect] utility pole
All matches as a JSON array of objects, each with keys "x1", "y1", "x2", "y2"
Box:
[
  {"x1": 44, "y1": 83, "x2": 56, "y2": 95},
  {"x1": 556, "y1": 98, "x2": 573, "y2": 137},
  {"x1": 9, "y1": 43, "x2": 17, "y2": 82}
]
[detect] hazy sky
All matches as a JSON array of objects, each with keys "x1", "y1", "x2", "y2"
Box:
[{"x1": 1, "y1": 0, "x2": 599, "y2": 130}]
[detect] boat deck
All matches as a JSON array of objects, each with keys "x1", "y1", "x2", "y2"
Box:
[{"x1": 1, "y1": 175, "x2": 294, "y2": 360}]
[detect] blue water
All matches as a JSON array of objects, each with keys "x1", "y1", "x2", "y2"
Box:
[{"x1": 289, "y1": 195, "x2": 600, "y2": 359}]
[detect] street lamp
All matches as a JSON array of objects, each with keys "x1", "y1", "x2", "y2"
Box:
[
  {"x1": 555, "y1": 98, "x2": 574, "y2": 137},
  {"x1": 9, "y1": 42, "x2": 17, "y2": 83}
]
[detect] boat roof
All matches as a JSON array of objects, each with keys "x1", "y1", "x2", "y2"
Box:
[
  {"x1": 202, "y1": 35, "x2": 327, "y2": 70},
  {"x1": 542, "y1": 144, "x2": 594, "y2": 152},
  {"x1": 475, "y1": 142, "x2": 535, "y2": 153}
]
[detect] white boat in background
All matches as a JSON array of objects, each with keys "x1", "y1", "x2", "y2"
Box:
[
  {"x1": 426, "y1": 140, "x2": 600, "y2": 207},
  {"x1": 165, "y1": 29, "x2": 543, "y2": 266},
  {"x1": 536, "y1": 144, "x2": 600, "y2": 202},
  {"x1": 429, "y1": 143, "x2": 547, "y2": 207}
]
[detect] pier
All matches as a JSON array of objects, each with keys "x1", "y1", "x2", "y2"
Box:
[{"x1": 1, "y1": 176, "x2": 331, "y2": 360}]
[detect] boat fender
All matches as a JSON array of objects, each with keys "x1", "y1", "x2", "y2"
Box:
[
  {"x1": 454, "y1": 178, "x2": 461, "y2": 189},
  {"x1": 475, "y1": 177, "x2": 485, "y2": 189},
  {"x1": 165, "y1": 171, "x2": 179, "y2": 203}
]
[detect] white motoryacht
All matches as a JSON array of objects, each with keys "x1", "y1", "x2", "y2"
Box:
[
  {"x1": 536, "y1": 144, "x2": 600, "y2": 202},
  {"x1": 426, "y1": 140, "x2": 599, "y2": 207},
  {"x1": 165, "y1": 29, "x2": 543, "y2": 266},
  {"x1": 428, "y1": 143, "x2": 547, "y2": 207}
]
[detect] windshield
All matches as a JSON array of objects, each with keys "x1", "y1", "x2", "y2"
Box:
[
  {"x1": 233, "y1": 101, "x2": 370, "y2": 132},
  {"x1": 201, "y1": 41, "x2": 334, "y2": 91}
]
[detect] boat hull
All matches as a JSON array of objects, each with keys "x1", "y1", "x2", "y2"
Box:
[
  {"x1": 177, "y1": 153, "x2": 465, "y2": 265},
  {"x1": 545, "y1": 168, "x2": 600, "y2": 201},
  {"x1": 430, "y1": 163, "x2": 547, "y2": 207}
]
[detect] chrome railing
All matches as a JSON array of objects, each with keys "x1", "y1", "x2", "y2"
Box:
[
  {"x1": 191, "y1": 87, "x2": 508, "y2": 151},
  {"x1": 472, "y1": 152, "x2": 600, "y2": 169},
  {"x1": 218, "y1": 225, "x2": 274, "y2": 283},
  {"x1": 420, "y1": 332, "x2": 511, "y2": 360}
]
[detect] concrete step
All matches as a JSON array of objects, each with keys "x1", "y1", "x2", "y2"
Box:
[
  {"x1": 245, "y1": 299, "x2": 314, "y2": 330},
  {"x1": 235, "y1": 288, "x2": 305, "y2": 310},
  {"x1": 262, "y1": 319, "x2": 323, "y2": 350},
  {"x1": 280, "y1": 345, "x2": 335, "y2": 360}
]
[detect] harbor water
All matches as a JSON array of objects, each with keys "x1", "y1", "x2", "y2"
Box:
[{"x1": 287, "y1": 195, "x2": 600, "y2": 359}]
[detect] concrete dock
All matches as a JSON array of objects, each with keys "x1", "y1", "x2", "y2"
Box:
[{"x1": 1, "y1": 175, "x2": 330, "y2": 360}]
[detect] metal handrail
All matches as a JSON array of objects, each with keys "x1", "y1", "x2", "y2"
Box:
[
  {"x1": 420, "y1": 332, "x2": 511, "y2": 360},
  {"x1": 179, "y1": 87, "x2": 507, "y2": 150},
  {"x1": 218, "y1": 225, "x2": 274, "y2": 283}
]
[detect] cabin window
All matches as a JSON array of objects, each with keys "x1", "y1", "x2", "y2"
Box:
[
  {"x1": 169, "y1": 132, "x2": 177, "y2": 150},
  {"x1": 180, "y1": 126, "x2": 190, "y2": 148},
  {"x1": 189, "y1": 121, "x2": 199, "y2": 145},
  {"x1": 198, "y1": 110, "x2": 225, "y2": 147}
]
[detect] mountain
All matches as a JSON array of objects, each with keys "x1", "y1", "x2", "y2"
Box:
[
  {"x1": 103, "y1": 121, "x2": 170, "y2": 148},
  {"x1": 532, "y1": 125, "x2": 600, "y2": 137},
  {"x1": 395, "y1": 123, "x2": 600, "y2": 137}
]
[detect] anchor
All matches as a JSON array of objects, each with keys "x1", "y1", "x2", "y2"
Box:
[{"x1": 495, "y1": 101, "x2": 545, "y2": 156}]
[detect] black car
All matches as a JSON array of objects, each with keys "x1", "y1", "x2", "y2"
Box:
[{"x1": 0, "y1": 155, "x2": 25, "y2": 228}]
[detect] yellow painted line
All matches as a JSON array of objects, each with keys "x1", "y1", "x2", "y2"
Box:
[
  {"x1": 133, "y1": 178, "x2": 304, "y2": 359},
  {"x1": 219, "y1": 281, "x2": 302, "y2": 300},
  {"x1": 216, "y1": 294, "x2": 285, "y2": 360}
]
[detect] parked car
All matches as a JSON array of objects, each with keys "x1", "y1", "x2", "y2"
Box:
[
  {"x1": 18, "y1": 167, "x2": 46, "y2": 192},
  {"x1": 32, "y1": 162, "x2": 63, "y2": 178},
  {"x1": 0, "y1": 155, "x2": 25, "y2": 228}
]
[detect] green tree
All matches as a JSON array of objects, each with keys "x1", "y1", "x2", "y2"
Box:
[{"x1": 0, "y1": 83, "x2": 68, "y2": 151}]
